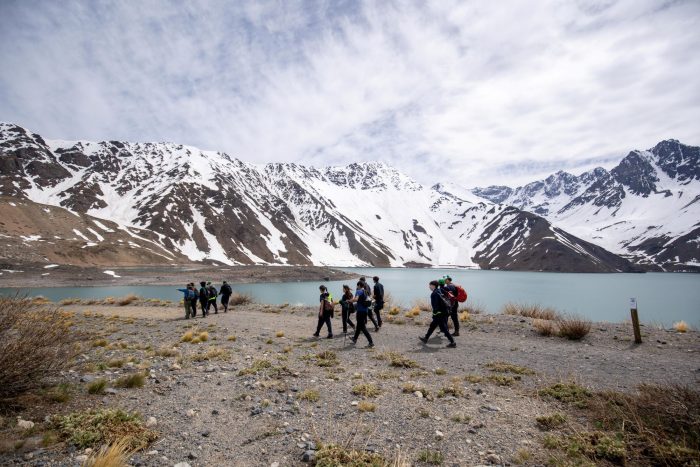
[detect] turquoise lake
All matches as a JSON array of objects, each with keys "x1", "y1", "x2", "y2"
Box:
[{"x1": 1, "y1": 268, "x2": 698, "y2": 327}]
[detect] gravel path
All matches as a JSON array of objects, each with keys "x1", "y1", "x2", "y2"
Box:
[{"x1": 2, "y1": 303, "x2": 698, "y2": 466}]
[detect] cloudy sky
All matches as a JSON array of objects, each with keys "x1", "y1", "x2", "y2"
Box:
[{"x1": 1, "y1": 0, "x2": 698, "y2": 186}]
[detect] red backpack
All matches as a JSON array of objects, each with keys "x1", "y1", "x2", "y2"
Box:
[{"x1": 455, "y1": 285, "x2": 468, "y2": 303}]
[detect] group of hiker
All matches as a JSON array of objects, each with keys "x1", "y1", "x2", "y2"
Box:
[
  {"x1": 177, "y1": 280, "x2": 234, "y2": 319},
  {"x1": 316, "y1": 275, "x2": 467, "y2": 349}
]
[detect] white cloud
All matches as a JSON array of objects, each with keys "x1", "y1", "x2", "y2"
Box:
[{"x1": 1, "y1": 0, "x2": 698, "y2": 187}]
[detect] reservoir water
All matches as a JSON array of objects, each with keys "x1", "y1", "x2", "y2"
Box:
[{"x1": 1, "y1": 268, "x2": 698, "y2": 327}]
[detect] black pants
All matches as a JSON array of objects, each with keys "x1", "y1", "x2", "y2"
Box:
[
  {"x1": 200, "y1": 300, "x2": 208, "y2": 316},
  {"x1": 449, "y1": 303, "x2": 459, "y2": 332},
  {"x1": 367, "y1": 306, "x2": 379, "y2": 329},
  {"x1": 221, "y1": 295, "x2": 230, "y2": 312},
  {"x1": 207, "y1": 299, "x2": 218, "y2": 313},
  {"x1": 315, "y1": 310, "x2": 333, "y2": 336},
  {"x1": 425, "y1": 314, "x2": 454, "y2": 343},
  {"x1": 373, "y1": 301, "x2": 384, "y2": 326},
  {"x1": 190, "y1": 299, "x2": 198, "y2": 317},
  {"x1": 353, "y1": 311, "x2": 373, "y2": 344},
  {"x1": 341, "y1": 305, "x2": 355, "y2": 333}
]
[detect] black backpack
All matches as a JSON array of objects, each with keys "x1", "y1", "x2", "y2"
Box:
[{"x1": 222, "y1": 284, "x2": 232, "y2": 296}]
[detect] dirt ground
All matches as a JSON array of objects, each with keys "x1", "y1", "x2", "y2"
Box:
[{"x1": 1, "y1": 300, "x2": 698, "y2": 466}]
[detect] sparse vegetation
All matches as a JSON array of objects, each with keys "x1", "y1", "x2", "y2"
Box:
[
  {"x1": 512, "y1": 448, "x2": 532, "y2": 465},
  {"x1": 417, "y1": 449, "x2": 444, "y2": 465},
  {"x1": 315, "y1": 350, "x2": 339, "y2": 367},
  {"x1": 503, "y1": 302, "x2": 559, "y2": 320},
  {"x1": 673, "y1": 320, "x2": 688, "y2": 333},
  {"x1": 229, "y1": 292, "x2": 253, "y2": 306},
  {"x1": 52, "y1": 408, "x2": 157, "y2": 450},
  {"x1": 385, "y1": 351, "x2": 419, "y2": 368},
  {"x1": 485, "y1": 361, "x2": 535, "y2": 375},
  {"x1": 536, "y1": 413, "x2": 567, "y2": 430},
  {"x1": 434, "y1": 367, "x2": 447, "y2": 375},
  {"x1": 487, "y1": 374, "x2": 516, "y2": 386},
  {"x1": 87, "y1": 379, "x2": 108, "y2": 395},
  {"x1": 45, "y1": 383, "x2": 73, "y2": 403},
  {"x1": 557, "y1": 315, "x2": 592, "y2": 340},
  {"x1": 83, "y1": 436, "x2": 136, "y2": 467},
  {"x1": 464, "y1": 374, "x2": 483, "y2": 384},
  {"x1": 114, "y1": 372, "x2": 146, "y2": 389},
  {"x1": 539, "y1": 382, "x2": 592, "y2": 408},
  {"x1": 437, "y1": 384, "x2": 464, "y2": 398},
  {"x1": 352, "y1": 383, "x2": 381, "y2": 398},
  {"x1": 0, "y1": 297, "x2": 83, "y2": 399},
  {"x1": 238, "y1": 359, "x2": 272, "y2": 376},
  {"x1": 227, "y1": 335, "x2": 237, "y2": 341},
  {"x1": 92, "y1": 338, "x2": 109, "y2": 347},
  {"x1": 315, "y1": 443, "x2": 386, "y2": 467},
  {"x1": 298, "y1": 389, "x2": 320, "y2": 402},
  {"x1": 190, "y1": 347, "x2": 231, "y2": 362},
  {"x1": 275, "y1": 331, "x2": 285, "y2": 338},
  {"x1": 107, "y1": 358, "x2": 125, "y2": 368},
  {"x1": 116, "y1": 294, "x2": 139, "y2": 306},
  {"x1": 357, "y1": 401, "x2": 376, "y2": 412},
  {"x1": 533, "y1": 318, "x2": 556, "y2": 336},
  {"x1": 153, "y1": 347, "x2": 179, "y2": 357}
]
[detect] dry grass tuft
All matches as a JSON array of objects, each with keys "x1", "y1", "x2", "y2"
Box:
[
  {"x1": 315, "y1": 443, "x2": 386, "y2": 466},
  {"x1": 275, "y1": 331, "x2": 285, "y2": 338},
  {"x1": 190, "y1": 347, "x2": 231, "y2": 362},
  {"x1": 485, "y1": 361, "x2": 535, "y2": 375},
  {"x1": 533, "y1": 319, "x2": 556, "y2": 336},
  {"x1": 227, "y1": 335, "x2": 237, "y2": 342},
  {"x1": 229, "y1": 292, "x2": 253, "y2": 306},
  {"x1": 673, "y1": 320, "x2": 688, "y2": 333},
  {"x1": 503, "y1": 302, "x2": 559, "y2": 320},
  {"x1": 536, "y1": 413, "x2": 567, "y2": 430},
  {"x1": 357, "y1": 401, "x2": 376, "y2": 412},
  {"x1": 298, "y1": 389, "x2": 320, "y2": 402},
  {"x1": 388, "y1": 306, "x2": 400, "y2": 316},
  {"x1": 83, "y1": 436, "x2": 136, "y2": 467},
  {"x1": 116, "y1": 294, "x2": 139, "y2": 307},
  {"x1": 557, "y1": 315, "x2": 592, "y2": 340},
  {"x1": 52, "y1": 408, "x2": 157, "y2": 450},
  {"x1": 539, "y1": 382, "x2": 592, "y2": 408},
  {"x1": 417, "y1": 449, "x2": 444, "y2": 465},
  {"x1": 352, "y1": 383, "x2": 381, "y2": 398},
  {"x1": 0, "y1": 296, "x2": 83, "y2": 399},
  {"x1": 385, "y1": 352, "x2": 419, "y2": 368},
  {"x1": 87, "y1": 379, "x2": 108, "y2": 395},
  {"x1": 114, "y1": 373, "x2": 145, "y2": 389},
  {"x1": 180, "y1": 330, "x2": 194, "y2": 343},
  {"x1": 412, "y1": 299, "x2": 431, "y2": 312}
]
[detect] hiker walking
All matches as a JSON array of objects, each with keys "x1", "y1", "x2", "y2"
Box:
[
  {"x1": 443, "y1": 275, "x2": 460, "y2": 336},
  {"x1": 314, "y1": 285, "x2": 334, "y2": 339},
  {"x1": 338, "y1": 285, "x2": 356, "y2": 334},
  {"x1": 220, "y1": 280, "x2": 232, "y2": 313},
  {"x1": 198, "y1": 281, "x2": 209, "y2": 317},
  {"x1": 177, "y1": 284, "x2": 195, "y2": 319},
  {"x1": 372, "y1": 276, "x2": 384, "y2": 328},
  {"x1": 360, "y1": 277, "x2": 379, "y2": 331},
  {"x1": 350, "y1": 281, "x2": 374, "y2": 348},
  {"x1": 419, "y1": 280, "x2": 456, "y2": 348},
  {"x1": 207, "y1": 282, "x2": 219, "y2": 314}
]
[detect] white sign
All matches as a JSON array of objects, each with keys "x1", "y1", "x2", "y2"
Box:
[{"x1": 629, "y1": 298, "x2": 637, "y2": 309}]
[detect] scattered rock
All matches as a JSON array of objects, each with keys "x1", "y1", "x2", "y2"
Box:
[
  {"x1": 174, "y1": 463, "x2": 191, "y2": 467},
  {"x1": 146, "y1": 450, "x2": 159, "y2": 455},
  {"x1": 146, "y1": 416, "x2": 157, "y2": 427},
  {"x1": 75, "y1": 455, "x2": 88, "y2": 463},
  {"x1": 414, "y1": 391, "x2": 423, "y2": 398},
  {"x1": 187, "y1": 451, "x2": 198, "y2": 460},
  {"x1": 301, "y1": 450, "x2": 316, "y2": 463},
  {"x1": 485, "y1": 453, "x2": 501, "y2": 464},
  {"x1": 186, "y1": 409, "x2": 196, "y2": 418},
  {"x1": 16, "y1": 418, "x2": 34, "y2": 430},
  {"x1": 435, "y1": 430, "x2": 444, "y2": 440}
]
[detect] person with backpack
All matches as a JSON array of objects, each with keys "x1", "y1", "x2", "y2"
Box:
[
  {"x1": 338, "y1": 285, "x2": 356, "y2": 334},
  {"x1": 314, "y1": 285, "x2": 334, "y2": 339},
  {"x1": 419, "y1": 280, "x2": 456, "y2": 348},
  {"x1": 372, "y1": 276, "x2": 384, "y2": 328},
  {"x1": 207, "y1": 282, "x2": 219, "y2": 314},
  {"x1": 189, "y1": 283, "x2": 199, "y2": 317},
  {"x1": 359, "y1": 277, "x2": 379, "y2": 331},
  {"x1": 349, "y1": 281, "x2": 374, "y2": 348},
  {"x1": 177, "y1": 284, "x2": 195, "y2": 319},
  {"x1": 443, "y1": 276, "x2": 460, "y2": 336},
  {"x1": 199, "y1": 281, "x2": 209, "y2": 317},
  {"x1": 220, "y1": 280, "x2": 232, "y2": 313}
]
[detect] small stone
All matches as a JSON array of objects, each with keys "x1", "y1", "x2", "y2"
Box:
[
  {"x1": 146, "y1": 450, "x2": 158, "y2": 455},
  {"x1": 297, "y1": 443, "x2": 306, "y2": 449},
  {"x1": 201, "y1": 431, "x2": 210, "y2": 438},
  {"x1": 306, "y1": 441, "x2": 317, "y2": 450},
  {"x1": 301, "y1": 450, "x2": 316, "y2": 463},
  {"x1": 76, "y1": 455, "x2": 88, "y2": 463},
  {"x1": 486, "y1": 453, "x2": 501, "y2": 464},
  {"x1": 435, "y1": 430, "x2": 444, "y2": 439},
  {"x1": 351, "y1": 401, "x2": 359, "y2": 406},
  {"x1": 271, "y1": 462, "x2": 280, "y2": 467},
  {"x1": 480, "y1": 405, "x2": 501, "y2": 412},
  {"x1": 186, "y1": 409, "x2": 196, "y2": 417},
  {"x1": 84, "y1": 448, "x2": 93, "y2": 455},
  {"x1": 174, "y1": 463, "x2": 191, "y2": 467},
  {"x1": 211, "y1": 409, "x2": 220, "y2": 415},
  {"x1": 414, "y1": 391, "x2": 423, "y2": 398},
  {"x1": 171, "y1": 364, "x2": 182, "y2": 370},
  {"x1": 105, "y1": 388, "x2": 118, "y2": 395},
  {"x1": 146, "y1": 417, "x2": 157, "y2": 427},
  {"x1": 187, "y1": 451, "x2": 199, "y2": 460}
]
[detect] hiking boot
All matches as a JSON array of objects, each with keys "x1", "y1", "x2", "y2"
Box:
[
  {"x1": 452, "y1": 331, "x2": 460, "y2": 337},
  {"x1": 350, "y1": 337, "x2": 358, "y2": 345},
  {"x1": 327, "y1": 334, "x2": 333, "y2": 339},
  {"x1": 313, "y1": 333, "x2": 320, "y2": 338},
  {"x1": 367, "y1": 342, "x2": 375, "y2": 348},
  {"x1": 374, "y1": 326, "x2": 380, "y2": 332},
  {"x1": 446, "y1": 342, "x2": 457, "y2": 348},
  {"x1": 419, "y1": 336, "x2": 428, "y2": 344}
]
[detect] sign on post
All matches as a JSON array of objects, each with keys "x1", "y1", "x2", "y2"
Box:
[{"x1": 630, "y1": 297, "x2": 642, "y2": 344}]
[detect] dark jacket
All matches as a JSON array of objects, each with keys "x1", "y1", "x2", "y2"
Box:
[
  {"x1": 340, "y1": 291, "x2": 355, "y2": 313},
  {"x1": 221, "y1": 284, "x2": 233, "y2": 297},
  {"x1": 373, "y1": 282, "x2": 384, "y2": 303},
  {"x1": 430, "y1": 289, "x2": 447, "y2": 316},
  {"x1": 199, "y1": 287, "x2": 208, "y2": 302}
]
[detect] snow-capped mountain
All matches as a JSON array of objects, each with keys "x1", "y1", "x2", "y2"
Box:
[
  {"x1": 471, "y1": 140, "x2": 700, "y2": 271},
  {"x1": 0, "y1": 122, "x2": 637, "y2": 272}
]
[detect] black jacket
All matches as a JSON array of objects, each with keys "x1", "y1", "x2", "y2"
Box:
[
  {"x1": 430, "y1": 289, "x2": 447, "y2": 315},
  {"x1": 373, "y1": 282, "x2": 384, "y2": 302}
]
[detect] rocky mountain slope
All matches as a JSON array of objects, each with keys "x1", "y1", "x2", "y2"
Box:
[
  {"x1": 0, "y1": 122, "x2": 636, "y2": 272},
  {"x1": 471, "y1": 140, "x2": 700, "y2": 271}
]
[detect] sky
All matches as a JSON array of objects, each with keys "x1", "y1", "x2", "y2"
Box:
[{"x1": 1, "y1": 0, "x2": 699, "y2": 187}]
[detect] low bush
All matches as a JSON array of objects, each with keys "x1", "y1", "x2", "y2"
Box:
[
  {"x1": 385, "y1": 352, "x2": 419, "y2": 368},
  {"x1": 229, "y1": 292, "x2": 253, "y2": 306},
  {"x1": 352, "y1": 383, "x2": 381, "y2": 398},
  {"x1": 503, "y1": 302, "x2": 559, "y2": 320},
  {"x1": 298, "y1": 389, "x2": 320, "y2": 402},
  {"x1": 557, "y1": 315, "x2": 592, "y2": 340},
  {"x1": 487, "y1": 375, "x2": 515, "y2": 386},
  {"x1": 532, "y1": 319, "x2": 555, "y2": 336},
  {"x1": 315, "y1": 350, "x2": 338, "y2": 367},
  {"x1": 87, "y1": 379, "x2": 108, "y2": 395},
  {"x1": 116, "y1": 294, "x2": 139, "y2": 306},
  {"x1": 52, "y1": 408, "x2": 157, "y2": 450},
  {"x1": 0, "y1": 297, "x2": 82, "y2": 399},
  {"x1": 538, "y1": 382, "x2": 592, "y2": 408},
  {"x1": 114, "y1": 373, "x2": 145, "y2": 389},
  {"x1": 238, "y1": 359, "x2": 272, "y2": 376},
  {"x1": 357, "y1": 401, "x2": 376, "y2": 412},
  {"x1": 315, "y1": 444, "x2": 385, "y2": 466},
  {"x1": 536, "y1": 413, "x2": 567, "y2": 430},
  {"x1": 45, "y1": 383, "x2": 73, "y2": 403},
  {"x1": 190, "y1": 347, "x2": 231, "y2": 362},
  {"x1": 275, "y1": 331, "x2": 285, "y2": 338},
  {"x1": 417, "y1": 449, "x2": 444, "y2": 465}
]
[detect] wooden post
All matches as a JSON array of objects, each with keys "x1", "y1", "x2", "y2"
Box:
[{"x1": 630, "y1": 298, "x2": 642, "y2": 344}]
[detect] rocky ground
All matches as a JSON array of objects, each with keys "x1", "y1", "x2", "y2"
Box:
[
  {"x1": 0, "y1": 300, "x2": 698, "y2": 467},
  {"x1": 0, "y1": 264, "x2": 352, "y2": 288}
]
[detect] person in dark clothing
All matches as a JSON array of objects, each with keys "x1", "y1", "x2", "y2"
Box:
[
  {"x1": 443, "y1": 275, "x2": 460, "y2": 336},
  {"x1": 199, "y1": 281, "x2": 209, "y2": 318},
  {"x1": 350, "y1": 281, "x2": 374, "y2": 347},
  {"x1": 372, "y1": 276, "x2": 384, "y2": 328},
  {"x1": 338, "y1": 285, "x2": 356, "y2": 334},
  {"x1": 314, "y1": 285, "x2": 333, "y2": 338},
  {"x1": 359, "y1": 277, "x2": 379, "y2": 331},
  {"x1": 189, "y1": 283, "x2": 199, "y2": 317},
  {"x1": 419, "y1": 280, "x2": 456, "y2": 348},
  {"x1": 220, "y1": 280, "x2": 232, "y2": 313},
  {"x1": 206, "y1": 282, "x2": 218, "y2": 314}
]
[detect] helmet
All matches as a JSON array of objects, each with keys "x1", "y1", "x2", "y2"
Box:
[{"x1": 438, "y1": 279, "x2": 446, "y2": 286}]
